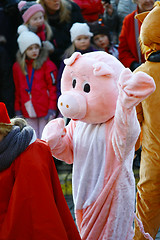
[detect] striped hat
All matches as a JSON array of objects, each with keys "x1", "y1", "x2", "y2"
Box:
[{"x1": 18, "y1": 1, "x2": 44, "y2": 23}]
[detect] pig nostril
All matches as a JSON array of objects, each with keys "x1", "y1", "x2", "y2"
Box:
[
  {"x1": 60, "y1": 102, "x2": 63, "y2": 106},
  {"x1": 66, "y1": 104, "x2": 69, "y2": 108}
]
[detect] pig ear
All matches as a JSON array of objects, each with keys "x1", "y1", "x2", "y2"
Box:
[
  {"x1": 93, "y1": 62, "x2": 114, "y2": 76},
  {"x1": 64, "y1": 52, "x2": 82, "y2": 66}
]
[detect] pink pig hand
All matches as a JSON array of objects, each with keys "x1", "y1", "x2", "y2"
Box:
[
  {"x1": 118, "y1": 68, "x2": 156, "y2": 109},
  {"x1": 41, "y1": 118, "x2": 66, "y2": 150}
]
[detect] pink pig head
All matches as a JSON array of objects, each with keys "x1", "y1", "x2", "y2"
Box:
[{"x1": 58, "y1": 51, "x2": 125, "y2": 124}]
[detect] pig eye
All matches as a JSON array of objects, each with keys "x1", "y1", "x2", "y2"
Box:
[
  {"x1": 83, "y1": 83, "x2": 90, "y2": 93},
  {"x1": 72, "y1": 79, "x2": 76, "y2": 88}
]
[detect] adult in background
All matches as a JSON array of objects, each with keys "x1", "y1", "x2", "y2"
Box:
[
  {"x1": 110, "y1": 0, "x2": 136, "y2": 36},
  {"x1": 0, "y1": 0, "x2": 22, "y2": 64},
  {"x1": 72, "y1": 0, "x2": 104, "y2": 23},
  {"x1": 118, "y1": 0, "x2": 155, "y2": 71},
  {"x1": 101, "y1": 0, "x2": 119, "y2": 44},
  {"x1": 0, "y1": 36, "x2": 15, "y2": 118},
  {"x1": 37, "y1": 0, "x2": 84, "y2": 68},
  {"x1": 0, "y1": 0, "x2": 22, "y2": 118}
]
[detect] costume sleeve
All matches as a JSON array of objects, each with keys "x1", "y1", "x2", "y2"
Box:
[
  {"x1": 44, "y1": 59, "x2": 58, "y2": 110},
  {"x1": 0, "y1": 140, "x2": 80, "y2": 240},
  {"x1": 112, "y1": 69, "x2": 155, "y2": 161}
]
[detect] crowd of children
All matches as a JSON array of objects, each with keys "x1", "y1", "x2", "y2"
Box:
[{"x1": 5, "y1": 0, "x2": 119, "y2": 139}]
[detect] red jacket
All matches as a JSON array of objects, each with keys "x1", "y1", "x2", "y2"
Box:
[
  {"x1": 73, "y1": 0, "x2": 104, "y2": 22},
  {"x1": 118, "y1": 10, "x2": 145, "y2": 68},
  {"x1": 0, "y1": 139, "x2": 81, "y2": 240},
  {"x1": 13, "y1": 58, "x2": 58, "y2": 118}
]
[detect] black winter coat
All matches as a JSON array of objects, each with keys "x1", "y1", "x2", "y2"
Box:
[{"x1": 47, "y1": 1, "x2": 84, "y2": 68}]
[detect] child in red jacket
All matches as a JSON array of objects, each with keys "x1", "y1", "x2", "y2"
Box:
[
  {"x1": 13, "y1": 29, "x2": 58, "y2": 138},
  {"x1": 17, "y1": 0, "x2": 53, "y2": 52}
]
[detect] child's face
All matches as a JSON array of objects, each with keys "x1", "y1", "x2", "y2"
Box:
[
  {"x1": 93, "y1": 34, "x2": 109, "y2": 49},
  {"x1": 28, "y1": 11, "x2": 44, "y2": 28},
  {"x1": 74, "y1": 35, "x2": 91, "y2": 51},
  {"x1": 26, "y1": 44, "x2": 40, "y2": 60}
]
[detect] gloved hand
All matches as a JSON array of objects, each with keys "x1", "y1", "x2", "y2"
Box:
[
  {"x1": 15, "y1": 110, "x2": 23, "y2": 118},
  {"x1": 45, "y1": 109, "x2": 57, "y2": 121},
  {"x1": 130, "y1": 61, "x2": 141, "y2": 71},
  {"x1": 42, "y1": 41, "x2": 54, "y2": 53}
]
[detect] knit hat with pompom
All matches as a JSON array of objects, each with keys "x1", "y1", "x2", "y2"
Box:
[
  {"x1": 18, "y1": 1, "x2": 44, "y2": 23},
  {"x1": 17, "y1": 27, "x2": 41, "y2": 54}
]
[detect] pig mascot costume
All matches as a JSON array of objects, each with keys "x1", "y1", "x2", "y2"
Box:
[{"x1": 42, "y1": 51, "x2": 155, "y2": 240}]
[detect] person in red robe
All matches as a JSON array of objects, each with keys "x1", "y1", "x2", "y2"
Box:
[{"x1": 0, "y1": 102, "x2": 81, "y2": 240}]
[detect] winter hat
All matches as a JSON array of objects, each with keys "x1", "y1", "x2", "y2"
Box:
[
  {"x1": 0, "y1": 102, "x2": 11, "y2": 125},
  {"x1": 18, "y1": 1, "x2": 44, "y2": 23},
  {"x1": 89, "y1": 21, "x2": 111, "y2": 43},
  {"x1": 17, "y1": 29, "x2": 41, "y2": 54},
  {"x1": 70, "y1": 23, "x2": 93, "y2": 42}
]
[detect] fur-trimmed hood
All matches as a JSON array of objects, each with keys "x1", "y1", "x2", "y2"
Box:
[{"x1": 16, "y1": 45, "x2": 49, "y2": 71}]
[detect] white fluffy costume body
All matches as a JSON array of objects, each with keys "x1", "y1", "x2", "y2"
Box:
[{"x1": 42, "y1": 51, "x2": 155, "y2": 240}]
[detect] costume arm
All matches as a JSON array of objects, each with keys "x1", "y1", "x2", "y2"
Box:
[
  {"x1": 41, "y1": 118, "x2": 76, "y2": 164},
  {"x1": 112, "y1": 68, "x2": 155, "y2": 160}
]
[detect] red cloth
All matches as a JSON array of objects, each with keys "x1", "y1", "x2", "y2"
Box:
[
  {"x1": 0, "y1": 102, "x2": 11, "y2": 124},
  {"x1": 73, "y1": 0, "x2": 104, "y2": 22},
  {"x1": 0, "y1": 139, "x2": 81, "y2": 240},
  {"x1": 36, "y1": 24, "x2": 46, "y2": 41},
  {"x1": 118, "y1": 10, "x2": 145, "y2": 68},
  {"x1": 13, "y1": 58, "x2": 58, "y2": 118}
]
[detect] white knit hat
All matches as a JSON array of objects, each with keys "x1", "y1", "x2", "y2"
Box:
[
  {"x1": 70, "y1": 22, "x2": 93, "y2": 42},
  {"x1": 17, "y1": 29, "x2": 41, "y2": 54}
]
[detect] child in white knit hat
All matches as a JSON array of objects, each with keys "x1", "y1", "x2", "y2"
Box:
[
  {"x1": 57, "y1": 22, "x2": 97, "y2": 99},
  {"x1": 64, "y1": 22, "x2": 95, "y2": 58},
  {"x1": 18, "y1": 1, "x2": 53, "y2": 51},
  {"x1": 12, "y1": 29, "x2": 58, "y2": 138},
  {"x1": 56, "y1": 22, "x2": 97, "y2": 123}
]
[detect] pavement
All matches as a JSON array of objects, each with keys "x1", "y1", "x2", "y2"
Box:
[{"x1": 56, "y1": 160, "x2": 160, "y2": 239}]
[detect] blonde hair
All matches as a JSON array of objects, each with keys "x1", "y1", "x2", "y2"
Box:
[
  {"x1": 37, "y1": 0, "x2": 71, "y2": 23},
  {"x1": 62, "y1": 43, "x2": 76, "y2": 59},
  {"x1": 16, "y1": 51, "x2": 40, "y2": 75},
  {"x1": 16, "y1": 43, "x2": 49, "y2": 75}
]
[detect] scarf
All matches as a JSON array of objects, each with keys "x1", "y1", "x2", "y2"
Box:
[
  {"x1": 148, "y1": 50, "x2": 160, "y2": 62},
  {"x1": 0, "y1": 125, "x2": 34, "y2": 172}
]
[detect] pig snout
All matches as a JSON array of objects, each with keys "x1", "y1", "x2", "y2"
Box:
[{"x1": 58, "y1": 92, "x2": 87, "y2": 119}]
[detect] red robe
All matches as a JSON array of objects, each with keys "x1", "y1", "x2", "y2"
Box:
[{"x1": 0, "y1": 139, "x2": 81, "y2": 240}]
